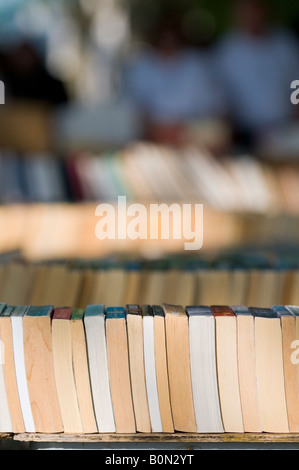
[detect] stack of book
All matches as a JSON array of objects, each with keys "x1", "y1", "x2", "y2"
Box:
[
  {"x1": 0, "y1": 302, "x2": 298, "y2": 435},
  {"x1": 2, "y1": 249, "x2": 299, "y2": 309},
  {"x1": 0, "y1": 201, "x2": 293, "y2": 261}
]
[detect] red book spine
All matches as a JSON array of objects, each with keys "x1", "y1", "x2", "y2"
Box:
[
  {"x1": 210, "y1": 305, "x2": 235, "y2": 317},
  {"x1": 52, "y1": 307, "x2": 72, "y2": 320}
]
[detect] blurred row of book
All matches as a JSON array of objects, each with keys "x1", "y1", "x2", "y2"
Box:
[
  {"x1": 3, "y1": 244, "x2": 299, "y2": 308},
  {"x1": 1, "y1": 142, "x2": 299, "y2": 215},
  {"x1": 1, "y1": 202, "x2": 299, "y2": 260}
]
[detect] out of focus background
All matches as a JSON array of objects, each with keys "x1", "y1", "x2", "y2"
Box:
[
  {"x1": 0, "y1": 0, "x2": 298, "y2": 150},
  {"x1": 0, "y1": 0, "x2": 298, "y2": 262}
]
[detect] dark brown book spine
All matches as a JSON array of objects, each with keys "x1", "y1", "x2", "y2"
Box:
[{"x1": 211, "y1": 305, "x2": 235, "y2": 317}]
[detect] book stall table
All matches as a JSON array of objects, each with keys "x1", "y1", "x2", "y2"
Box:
[{"x1": 3, "y1": 432, "x2": 299, "y2": 450}]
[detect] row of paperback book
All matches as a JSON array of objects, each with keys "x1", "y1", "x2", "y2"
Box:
[
  {"x1": 1, "y1": 202, "x2": 298, "y2": 261},
  {"x1": 1, "y1": 143, "x2": 299, "y2": 214},
  {"x1": 3, "y1": 254, "x2": 299, "y2": 310},
  {"x1": 0, "y1": 302, "x2": 298, "y2": 435}
]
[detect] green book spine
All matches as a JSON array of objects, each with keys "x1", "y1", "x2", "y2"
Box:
[
  {"x1": 71, "y1": 308, "x2": 85, "y2": 320},
  {"x1": 11, "y1": 306, "x2": 30, "y2": 317},
  {"x1": 0, "y1": 305, "x2": 13, "y2": 317},
  {"x1": 141, "y1": 305, "x2": 153, "y2": 316},
  {"x1": 0, "y1": 303, "x2": 7, "y2": 315}
]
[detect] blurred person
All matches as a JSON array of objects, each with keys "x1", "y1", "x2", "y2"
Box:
[
  {"x1": 125, "y1": 16, "x2": 228, "y2": 147},
  {"x1": 216, "y1": 0, "x2": 299, "y2": 151},
  {"x1": 3, "y1": 40, "x2": 69, "y2": 106}
]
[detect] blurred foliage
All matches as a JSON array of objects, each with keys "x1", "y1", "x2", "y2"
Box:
[
  {"x1": 0, "y1": 0, "x2": 298, "y2": 44},
  {"x1": 128, "y1": 0, "x2": 299, "y2": 46}
]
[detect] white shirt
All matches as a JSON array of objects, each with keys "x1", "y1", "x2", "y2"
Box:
[
  {"x1": 125, "y1": 48, "x2": 227, "y2": 124},
  {"x1": 216, "y1": 28, "x2": 299, "y2": 132}
]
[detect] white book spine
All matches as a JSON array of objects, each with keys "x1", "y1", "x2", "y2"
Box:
[
  {"x1": 189, "y1": 316, "x2": 224, "y2": 433},
  {"x1": 143, "y1": 316, "x2": 163, "y2": 432},
  {"x1": 11, "y1": 316, "x2": 35, "y2": 433},
  {"x1": 84, "y1": 316, "x2": 115, "y2": 433}
]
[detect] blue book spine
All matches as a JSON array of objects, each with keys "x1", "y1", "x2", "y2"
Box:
[
  {"x1": 272, "y1": 305, "x2": 294, "y2": 317},
  {"x1": 248, "y1": 307, "x2": 277, "y2": 318},
  {"x1": 85, "y1": 304, "x2": 105, "y2": 317},
  {"x1": 25, "y1": 305, "x2": 53, "y2": 317},
  {"x1": 231, "y1": 305, "x2": 252, "y2": 316},
  {"x1": 105, "y1": 306, "x2": 126, "y2": 319},
  {"x1": 185, "y1": 305, "x2": 213, "y2": 316}
]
